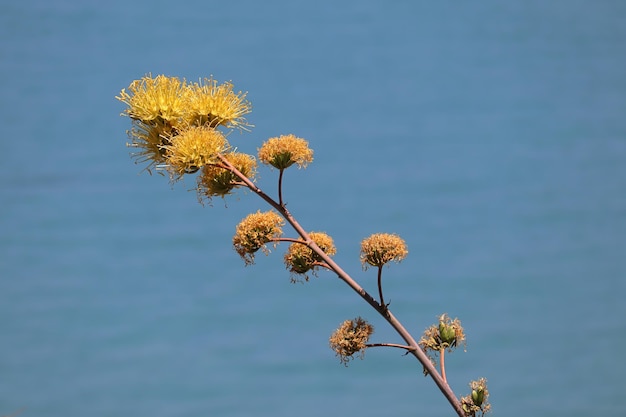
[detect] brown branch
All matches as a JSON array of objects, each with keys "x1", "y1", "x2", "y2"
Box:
[
  {"x1": 366, "y1": 343, "x2": 416, "y2": 351},
  {"x1": 440, "y1": 348, "x2": 448, "y2": 384},
  {"x1": 215, "y1": 153, "x2": 465, "y2": 417},
  {"x1": 273, "y1": 237, "x2": 307, "y2": 244}
]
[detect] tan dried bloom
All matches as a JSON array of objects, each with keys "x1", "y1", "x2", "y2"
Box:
[
  {"x1": 163, "y1": 125, "x2": 229, "y2": 180},
  {"x1": 197, "y1": 152, "x2": 257, "y2": 201},
  {"x1": 233, "y1": 210, "x2": 285, "y2": 265},
  {"x1": 461, "y1": 378, "x2": 491, "y2": 416},
  {"x1": 329, "y1": 317, "x2": 374, "y2": 365},
  {"x1": 360, "y1": 233, "x2": 408, "y2": 269},
  {"x1": 117, "y1": 74, "x2": 189, "y2": 126},
  {"x1": 187, "y1": 77, "x2": 252, "y2": 131},
  {"x1": 284, "y1": 232, "x2": 336, "y2": 280},
  {"x1": 258, "y1": 134, "x2": 313, "y2": 169}
]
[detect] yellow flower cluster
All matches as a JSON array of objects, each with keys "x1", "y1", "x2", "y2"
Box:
[
  {"x1": 283, "y1": 232, "x2": 336, "y2": 280},
  {"x1": 187, "y1": 78, "x2": 252, "y2": 130},
  {"x1": 360, "y1": 233, "x2": 408, "y2": 269},
  {"x1": 163, "y1": 125, "x2": 228, "y2": 179},
  {"x1": 118, "y1": 75, "x2": 189, "y2": 125},
  {"x1": 233, "y1": 211, "x2": 285, "y2": 265},
  {"x1": 329, "y1": 317, "x2": 374, "y2": 365},
  {"x1": 117, "y1": 74, "x2": 252, "y2": 177},
  {"x1": 118, "y1": 75, "x2": 316, "y2": 196},
  {"x1": 125, "y1": 121, "x2": 174, "y2": 170},
  {"x1": 117, "y1": 74, "x2": 251, "y2": 130},
  {"x1": 258, "y1": 134, "x2": 314, "y2": 170}
]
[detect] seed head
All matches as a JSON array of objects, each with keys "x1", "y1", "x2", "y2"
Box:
[
  {"x1": 461, "y1": 378, "x2": 491, "y2": 416},
  {"x1": 419, "y1": 313, "x2": 466, "y2": 353},
  {"x1": 419, "y1": 314, "x2": 467, "y2": 374}
]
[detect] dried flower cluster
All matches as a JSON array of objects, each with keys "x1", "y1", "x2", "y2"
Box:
[
  {"x1": 258, "y1": 134, "x2": 314, "y2": 169},
  {"x1": 360, "y1": 233, "x2": 408, "y2": 269},
  {"x1": 284, "y1": 232, "x2": 336, "y2": 280},
  {"x1": 419, "y1": 313, "x2": 467, "y2": 381},
  {"x1": 233, "y1": 211, "x2": 285, "y2": 265},
  {"x1": 329, "y1": 317, "x2": 374, "y2": 365},
  {"x1": 461, "y1": 378, "x2": 491, "y2": 416},
  {"x1": 419, "y1": 313, "x2": 466, "y2": 354}
]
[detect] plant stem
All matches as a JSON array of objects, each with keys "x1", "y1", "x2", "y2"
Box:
[
  {"x1": 278, "y1": 168, "x2": 285, "y2": 207},
  {"x1": 377, "y1": 265, "x2": 387, "y2": 312},
  {"x1": 274, "y1": 237, "x2": 309, "y2": 245},
  {"x1": 217, "y1": 154, "x2": 465, "y2": 417},
  {"x1": 440, "y1": 348, "x2": 447, "y2": 384},
  {"x1": 366, "y1": 343, "x2": 415, "y2": 351}
]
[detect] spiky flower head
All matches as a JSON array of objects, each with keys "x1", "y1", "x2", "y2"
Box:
[
  {"x1": 162, "y1": 125, "x2": 229, "y2": 180},
  {"x1": 360, "y1": 233, "x2": 408, "y2": 269},
  {"x1": 187, "y1": 77, "x2": 252, "y2": 131},
  {"x1": 117, "y1": 74, "x2": 189, "y2": 127},
  {"x1": 329, "y1": 317, "x2": 374, "y2": 366},
  {"x1": 126, "y1": 120, "x2": 176, "y2": 174},
  {"x1": 258, "y1": 134, "x2": 313, "y2": 170},
  {"x1": 419, "y1": 313, "x2": 467, "y2": 374},
  {"x1": 233, "y1": 210, "x2": 285, "y2": 265},
  {"x1": 284, "y1": 232, "x2": 336, "y2": 281},
  {"x1": 461, "y1": 378, "x2": 491, "y2": 416},
  {"x1": 197, "y1": 152, "x2": 257, "y2": 201}
]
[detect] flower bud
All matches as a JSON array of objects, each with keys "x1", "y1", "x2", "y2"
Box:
[
  {"x1": 471, "y1": 387, "x2": 485, "y2": 406},
  {"x1": 439, "y1": 321, "x2": 456, "y2": 345},
  {"x1": 461, "y1": 377, "x2": 490, "y2": 415}
]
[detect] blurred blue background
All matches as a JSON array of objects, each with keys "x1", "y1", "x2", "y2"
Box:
[{"x1": 1, "y1": 1, "x2": 625, "y2": 416}]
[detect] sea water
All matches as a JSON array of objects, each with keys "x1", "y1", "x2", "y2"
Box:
[{"x1": 1, "y1": 1, "x2": 625, "y2": 416}]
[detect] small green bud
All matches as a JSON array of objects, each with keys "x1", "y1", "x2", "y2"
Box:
[
  {"x1": 471, "y1": 387, "x2": 485, "y2": 406},
  {"x1": 439, "y1": 321, "x2": 456, "y2": 345}
]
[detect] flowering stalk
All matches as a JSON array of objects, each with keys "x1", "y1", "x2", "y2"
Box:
[
  {"x1": 440, "y1": 347, "x2": 448, "y2": 384},
  {"x1": 216, "y1": 153, "x2": 466, "y2": 417},
  {"x1": 377, "y1": 266, "x2": 386, "y2": 311},
  {"x1": 278, "y1": 168, "x2": 286, "y2": 207},
  {"x1": 117, "y1": 75, "x2": 485, "y2": 417}
]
